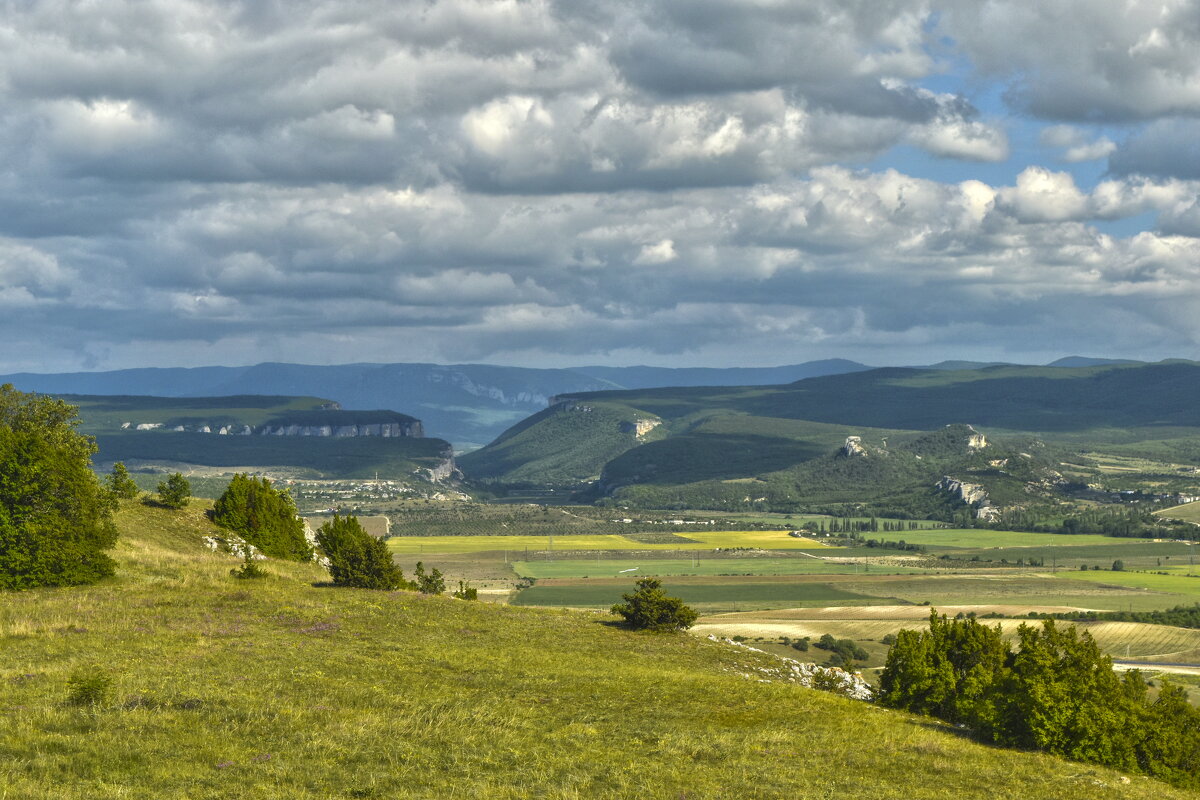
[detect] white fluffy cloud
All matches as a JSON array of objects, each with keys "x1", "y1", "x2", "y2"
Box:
[{"x1": 0, "y1": 0, "x2": 1198, "y2": 371}]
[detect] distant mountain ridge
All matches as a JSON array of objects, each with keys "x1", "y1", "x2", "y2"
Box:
[
  {"x1": 0, "y1": 356, "x2": 1152, "y2": 447},
  {"x1": 459, "y1": 360, "x2": 1200, "y2": 512}
]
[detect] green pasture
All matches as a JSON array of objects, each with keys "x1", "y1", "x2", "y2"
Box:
[
  {"x1": 948, "y1": 540, "x2": 1198, "y2": 567},
  {"x1": 512, "y1": 557, "x2": 930, "y2": 580},
  {"x1": 1158, "y1": 501, "x2": 1200, "y2": 524},
  {"x1": 885, "y1": 528, "x2": 1145, "y2": 549},
  {"x1": 1060, "y1": 569, "x2": 1200, "y2": 598},
  {"x1": 513, "y1": 578, "x2": 882, "y2": 612},
  {"x1": 836, "y1": 574, "x2": 1198, "y2": 613}
]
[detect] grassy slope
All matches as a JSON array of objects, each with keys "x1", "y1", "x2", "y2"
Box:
[
  {"x1": 458, "y1": 400, "x2": 662, "y2": 484},
  {"x1": 0, "y1": 505, "x2": 1190, "y2": 798}
]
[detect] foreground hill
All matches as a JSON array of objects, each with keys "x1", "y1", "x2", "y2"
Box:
[
  {"x1": 460, "y1": 361, "x2": 1200, "y2": 510},
  {"x1": 0, "y1": 503, "x2": 1184, "y2": 799}
]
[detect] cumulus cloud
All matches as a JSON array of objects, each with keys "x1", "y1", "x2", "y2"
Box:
[
  {"x1": 940, "y1": 0, "x2": 1200, "y2": 122},
  {"x1": 0, "y1": 0, "x2": 1198, "y2": 372}
]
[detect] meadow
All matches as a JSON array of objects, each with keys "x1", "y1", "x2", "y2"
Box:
[{"x1": 6, "y1": 501, "x2": 1184, "y2": 799}]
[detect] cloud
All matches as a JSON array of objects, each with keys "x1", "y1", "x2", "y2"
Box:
[
  {"x1": 940, "y1": 0, "x2": 1200, "y2": 122},
  {"x1": 1039, "y1": 125, "x2": 1116, "y2": 162},
  {"x1": 0, "y1": 1, "x2": 1199, "y2": 373},
  {"x1": 1109, "y1": 119, "x2": 1200, "y2": 179}
]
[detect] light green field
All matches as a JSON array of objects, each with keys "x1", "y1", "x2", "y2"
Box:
[
  {"x1": 513, "y1": 577, "x2": 884, "y2": 613},
  {"x1": 886, "y1": 528, "x2": 1145, "y2": 549},
  {"x1": 835, "y1": 574, "x2": 1199, "y2": 613},
  {"x1": 1060, "y1": 569, "x2": 1200, "y2": 598},
  {"x1": 387, "y1": 530, "x2": 831, "y2": 554},
  {"x1": 1158, "y1": 501, "x2": 1200, "y2": 524},
  {"x1": 513, "y1": 571, "x2": 1199, "y2": 615},
  {"x1": 513, "y1": 557, "x2": 929, "y2": 579}
]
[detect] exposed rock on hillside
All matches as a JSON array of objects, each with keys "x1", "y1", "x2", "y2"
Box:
[
  {"x1": 937, "y1": 475, "x2": 998, "y2": 520},
  {"x1": 620, "y1": 418, "x2": 661, "y2": 438},
  {"x1": 840, "y1": 436, "x2": 868, "y2": 457}
]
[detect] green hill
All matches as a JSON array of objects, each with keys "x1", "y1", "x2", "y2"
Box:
[
  {"x1": 458, "y1": 399, "x2": 666, "y2": 485},
  {"x1": 0, "y1": 501, "x2": 1188, "y2": 798},
  {"x1": 460, "y1": 361, "x2": 1200, "y2": 511}
]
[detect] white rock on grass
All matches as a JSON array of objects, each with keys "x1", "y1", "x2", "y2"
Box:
[{"x1": 708, "y1": 636, "x2": 875, "y2": 701}]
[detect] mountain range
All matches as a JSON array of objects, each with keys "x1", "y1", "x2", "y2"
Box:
[{"x1": 0, "y1": 357, "x2": 1137, "y2": 449}]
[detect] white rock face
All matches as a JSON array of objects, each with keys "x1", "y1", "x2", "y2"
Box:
[
  {"x1": 964, "y1": 425, "x2": 988, "y2": 449},
  {"x1": 709, "y1": 637, "x2": 874, "y2": 701},
  {"x1": 937, "y1": 475, "x2": 998, "y2": 520},
  {"x1": 620, "y1": 418, "x2": 661, "y2": 437},
  {"x1": 840, "y1": 436, "x2": 867, "y2": 457}
]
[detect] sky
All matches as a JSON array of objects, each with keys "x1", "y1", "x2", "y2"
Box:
[{"x1": 3, "y1": 0, "x2": 1200, "y2": 372}]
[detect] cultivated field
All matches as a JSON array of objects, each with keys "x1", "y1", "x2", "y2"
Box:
[
  {"x1": 512, "y1": 556, "x2": 929, "y2": 580},
  {"x1": 695, "y1": 612, "x2": 1200, "y2": 669},
  {"x1": 386, "y1": 530, "x2": 829, "y2": 554}
]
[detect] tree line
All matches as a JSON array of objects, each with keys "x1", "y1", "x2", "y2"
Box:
[{"x1": 879, "y1": 611, "x2": 1200, "y2": 789}]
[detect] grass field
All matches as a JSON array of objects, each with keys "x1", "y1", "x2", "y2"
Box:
[
  {"x1": 880, "y1": 528, "x2": 1146, "y2": 548},
  {"x1": 513, "y1": 576, "x2": 895, "y2": 613},
  {"x1": 1060, "y1": 568, "x2": 1200, "y2": 598},
  {"x1": 7, "y1": 503, "x2": 1184, "y2": 798},
  {"x1": 513, "y1": 557, "x2": 929, "y2": 579},
  {"x1": 1158, "y1": 500, "x2": 1200, "y2": 524}
]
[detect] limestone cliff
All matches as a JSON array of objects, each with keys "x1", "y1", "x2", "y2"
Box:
[{"x1": 936, "y1": 475, "x2": 998, "y2": 520}]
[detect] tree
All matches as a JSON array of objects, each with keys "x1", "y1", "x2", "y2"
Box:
[
  {"x1": 414, "y1": 561, "x2": 445, "y2": 595},
  {"x1": 878, "y1": 611, "x2": 1009, "y2": 734},
  {"x1": 315, "y1": 514, "x2": 406, "y2": 590},
  {"x1": 993, "y1": 619, "x2": 1139, "y2": 769},
  {"x1": 1112, "y1": 559, "x2": 1126, "y2": 571},
  {"x1": 212, "y1": 474, "x2": 311, "y2": 561},
  {"x1": 156, "y1": 473, "x2": 191, "y2": 509},
  {"x1": 106, "y1": 462, "x2": 140, "y2": 500},
  {"x1": 0, "y1": 384, "x2": 118, "y2": 590},
  {"x1": 611, "y1": 577, "x2": 697, "y2": 632}
]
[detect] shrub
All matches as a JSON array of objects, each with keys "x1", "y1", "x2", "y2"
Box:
[
  {"x1": 106, "y1": 462, "x2": 140, "y2": 500},
  {"x1": 452, "y1": 580, "x2": 478, "y2": 601},
  {"x1": 155, "y1": 473, "x2": 191, "y2": 510},
  {"x1": 212, "y1": 474, "x2": 311, "y2": 561},
  {"x1": 66, "y1": 665, "x2": 112, "y2": 707},
  {"x1": 610, "y1": 578, "x2": 698, "y2": 632},
  {"x1": 316, "y1": 515, "x2": 406, "y2": 590},
  {"x1": 414, "y1": 561, "x2": 445, "y2": 595},
  {"x1": 0, "y1": 385, "x2": 118, "y2": 590},
  {"x1": 230, "y1": 545, "x2": 268, "y2": 580}
]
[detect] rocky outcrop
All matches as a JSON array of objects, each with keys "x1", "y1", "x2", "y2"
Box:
[
  {"x1": 937, "y1": 475, "x2": 998, "y2": 520},
  {"x1": 965, "y1": 425, "x2": 988, "y2": 449},
  {"x1": 124, "y1": 414, "x2": 424, "y2": 438},
  {"x1": 840, "y1": 436, "x2": 868, "y2": 457},
  {"x1": 620, "y1": 418, "x2": 661, "y2": 437},
  {"x1": 258, "y1": 421, "x2": 423, "y2": 438}
]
